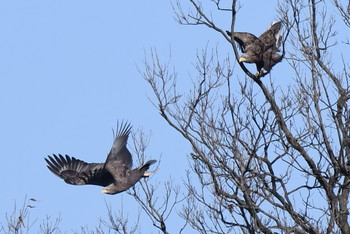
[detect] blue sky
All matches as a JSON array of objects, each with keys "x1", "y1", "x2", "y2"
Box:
[{"x1": 0, "y1": 0, "x2": 282, "y2": 232}]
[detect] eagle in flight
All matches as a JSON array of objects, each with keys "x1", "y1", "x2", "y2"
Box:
[
  {"x1": 45, "y1": 122, "x2": 156, "y2": 195},
  {"x1": 227, "y1": 21, "x2": 282, "y2": 76}
]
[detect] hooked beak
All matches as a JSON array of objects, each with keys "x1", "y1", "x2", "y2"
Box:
[
  {"x1": 239, "y1": 57, "x2": 247, "y2": 63},
  {"x1": 143, "y1": 171, "x2": 152, "y2": 177},
  {"x1": 101, "y1": 188, "x2": 108, "y2": 194}
]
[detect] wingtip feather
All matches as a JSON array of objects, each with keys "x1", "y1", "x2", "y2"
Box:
[{"x1": 115, "y1": 121, "x2": 132, "y2": 139}]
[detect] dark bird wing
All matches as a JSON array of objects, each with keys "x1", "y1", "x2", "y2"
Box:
[
  {"x1": 104, "y1": 121, "x2": 132, "y2": 179},
  {"x1": 45, "y1": 154, "x2": 114, "y2": 186},
  {"x1": 227, "y1": 31, "x2": 258, "y2": 52},
  {"x1": 262, "y1": 32, "x2": 282, "y2": 70},
  {"x1": 262, "y1": 49, "x2": 282, "y2": 73},
  {"x1": 260, "y1": 22, "x2": 283, "y2": 74},
  {"x1": 258, "y1": 21, "x2": 282, "y2": 50}
]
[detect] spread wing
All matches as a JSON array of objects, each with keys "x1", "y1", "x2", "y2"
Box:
[
  {"x1": 258, "y1": 21, "x2": 282, "y2": 50},
  {"x1": 45, "y1": 154, "x2": 114, "y2": 186},
  {"x1": 260, "y1": 22, "x2": 283, "y2": 73},
  {"x1": 104, "y1": 121, "x2": 132, "y2": 179},
  {"x1": 227, "y1": 31, "x2": 258, "y2": 52}
]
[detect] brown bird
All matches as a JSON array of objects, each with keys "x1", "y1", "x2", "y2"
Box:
[
  {"x1": 45, "y1": 122, "x2": 156, "y2": 195},
  {"x1": 227, "y1": 21, "x2": 282, "y2": 76}
]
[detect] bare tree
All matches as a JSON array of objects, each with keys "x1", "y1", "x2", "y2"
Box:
[
  {"x1": 0, "y1": 196, "x2": 54, "y2": 234},
  {"x1": 137, "y1": 0, "x2": 350, "y2": 233},
  {"x1": 97, "y1": 202, "x2": 139, "y2": 234},
  {"x1": 128, "y1": 128, "x2": 187, "y2": 234},
  {"x1": 1, "y1": 197, "x2": 137, "y2": 234}
]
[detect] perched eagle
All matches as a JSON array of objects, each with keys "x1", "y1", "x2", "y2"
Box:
[
  {"x1": 45, "y1": 122, "x2": 156, "y2": 195},
  {"x1": 227, "y1": 21, "x2": 282, "y2": 76}
]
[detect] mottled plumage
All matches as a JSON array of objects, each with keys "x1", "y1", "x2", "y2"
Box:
[
  {"x1": 227, "y1": 21, "x2": 282, "y2": 75},
  {"x1": 45, "y1": 122, "x2": 156, "y2": 195}
]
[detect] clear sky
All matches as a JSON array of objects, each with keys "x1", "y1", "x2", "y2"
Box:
[{"x1": 0, "y1": 0, "x2": 282, "y2": 232}]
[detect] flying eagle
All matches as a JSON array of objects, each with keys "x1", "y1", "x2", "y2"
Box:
[
  {"x1": 227, "y1": 21, "x2": 282, "y2": 76},
  {"x1": 45, "y1": 122, "x2": 156, "y2": 195}
]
